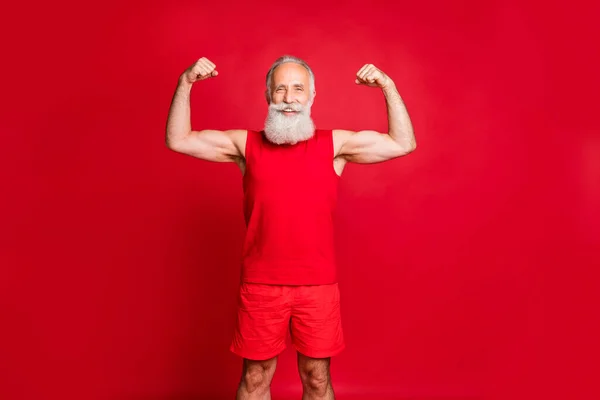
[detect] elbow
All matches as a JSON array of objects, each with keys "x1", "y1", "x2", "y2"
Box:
[
  {"x1": 165, "y1": 136, "x2": 177, "y2": 151},
  {"x1": 165, "y1": 128, "x2": 174, "y2": 150},
  {"x1": 166, "y1": 138, "x2": 186, "y2": 153},
  {"x1": 165, "y1": 131, "x2": 189, "y2": 151},
  {"x1": 393, "y1": 138, "x2": 416, "y2": 157},
  {"x1": 401, "y1": 133, "x2": 417, "y2": 155},
  {"x1": 386, "y1": 132, "x2": 416, "y2": 157}
]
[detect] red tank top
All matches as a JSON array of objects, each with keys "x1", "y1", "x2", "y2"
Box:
[{"x1": 241, "y1": 129, "x2": 340, "y2": 285}]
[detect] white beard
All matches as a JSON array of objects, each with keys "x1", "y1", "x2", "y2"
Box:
[{"x1": 263, "y1": 100, "x2": 315, "y2": 145}]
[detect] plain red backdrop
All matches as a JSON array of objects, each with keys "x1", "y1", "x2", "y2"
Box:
[{"x1": 1, "y1": 0, "x2": 599, "y2": 399}]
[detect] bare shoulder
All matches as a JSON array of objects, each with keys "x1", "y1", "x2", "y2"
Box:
[
  {"x1": 226, "y1": 129, "x2": 248, "y2": 158},
  {"x1": 332, "y1": 129, "x2": 355, "y2": 157},
  {"x1": 332, "y1": 129, "x2": 354, "y2": 134}
]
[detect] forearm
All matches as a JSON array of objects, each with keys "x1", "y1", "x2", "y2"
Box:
[
  {"x1": 382, "y1": 82, "x2": 416, "y2": 150},
  {"x1": 165, "y1": 77, "x2": 193, "y2": 146}
]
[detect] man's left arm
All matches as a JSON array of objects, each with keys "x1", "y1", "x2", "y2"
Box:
[{"x1": 334, "y1": 64, "x2": 416, "y2": 163}]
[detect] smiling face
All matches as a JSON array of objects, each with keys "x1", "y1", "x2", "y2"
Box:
[
  {"x1": 271, "y1": 62, "x2": 312, "y2": 108},
  {"x1": 263, "y1": 62, "x2": 316, "y2": 145}
]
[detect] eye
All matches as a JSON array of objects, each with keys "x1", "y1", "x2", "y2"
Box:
[{"x1": 276, "y1": 88, "x2": 284, "y2": 92}]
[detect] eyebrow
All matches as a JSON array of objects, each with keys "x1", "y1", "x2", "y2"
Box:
[{"x1": 275, "y1": 82, "x2": 305, "y2": 89}]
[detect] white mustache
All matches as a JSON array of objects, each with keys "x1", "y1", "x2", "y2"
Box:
[{"x1": 271, "y1": 103, "x2": 304, "y2": 112}]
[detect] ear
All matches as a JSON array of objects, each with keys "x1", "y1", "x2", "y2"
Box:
[{"x1": 265, "y1": 90, "x2": 270, "y2": 105}]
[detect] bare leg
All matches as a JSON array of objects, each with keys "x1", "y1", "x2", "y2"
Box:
[
  {"x1": 297, "y1": 352, "x2": 335, "y2": 400},
  {"x1": 236, "y1": 357, "x2": 278, "y2": 400}
]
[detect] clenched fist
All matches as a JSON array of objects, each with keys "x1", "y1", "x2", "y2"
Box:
[
  {"x1": 355, "y1": 64, "x2": 391, "y2": 89},
  {"x1": 181, "y1": 57, "x2": 218, "y2": 85}
]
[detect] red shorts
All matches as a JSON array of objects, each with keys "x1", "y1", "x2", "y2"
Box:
[{"x1": 230, "y1": 282, "x2": 345, "y2": 360}]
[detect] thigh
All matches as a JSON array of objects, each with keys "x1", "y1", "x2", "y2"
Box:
[
  {"x1": 230, "y1": 283, "x2": 292, "y2": 360},
  {"x1": 290, "y1": 283, "x2": 345, "y2": 359}
]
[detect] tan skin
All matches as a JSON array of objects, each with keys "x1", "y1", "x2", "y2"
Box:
[
  {"x1": 166, "y1": 58, "x2": 416, "y2": 176},
  {"x1": 166, "y1": 57, "x2": 416, "y2": 400}
]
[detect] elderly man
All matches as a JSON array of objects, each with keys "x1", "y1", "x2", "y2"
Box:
[{"x1": 166, "y1": 55, "x2": 416, "y2": 400}]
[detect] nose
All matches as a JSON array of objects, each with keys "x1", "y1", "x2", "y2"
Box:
[{"x1": 283, "y1": 90, "x2": 295, "y2": 104}]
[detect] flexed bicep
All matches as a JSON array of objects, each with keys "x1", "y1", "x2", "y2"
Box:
[
  {"x1": 334, "y1": 129, "x2": 409, "y2": 164},
  {"x1": 169, "y1": 129, "x2": 247, "y2": 162}
]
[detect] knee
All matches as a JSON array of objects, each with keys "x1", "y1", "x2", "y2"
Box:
[
  {"x1": 300, "y1": 368, "x2": 330, "y2": 395},
  {"x1": 242, "y1": 369, "x2": 267, "y2": 392},
  {"x1": 241, "y1": 360, "x2": 275, "y2": 393}
]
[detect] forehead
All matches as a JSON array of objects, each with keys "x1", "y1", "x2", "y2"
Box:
[{"x1": 272, "y1": 62, "x2": 310, "y2": 86}]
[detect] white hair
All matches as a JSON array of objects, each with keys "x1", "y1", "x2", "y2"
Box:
[{"x1": 265, "y1": 55, "x2": 315, "y2": 103}]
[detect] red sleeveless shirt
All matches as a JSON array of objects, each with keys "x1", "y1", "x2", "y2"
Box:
[{"x1": 241, "y1": 129, "x2": 340, "y2": 285}]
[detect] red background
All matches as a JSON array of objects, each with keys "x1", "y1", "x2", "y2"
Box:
[{"x1": 1, "y1": 1, "x2": 599, "y2": 399}]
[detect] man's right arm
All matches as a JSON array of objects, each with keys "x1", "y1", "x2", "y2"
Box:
[{"x1": 165, "y1": 57, "x2": 246, "y2": 162}]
